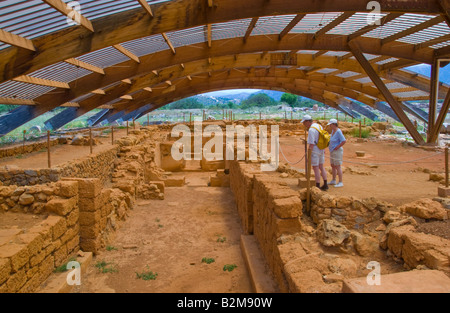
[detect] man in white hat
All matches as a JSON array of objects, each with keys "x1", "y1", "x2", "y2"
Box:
[
  {"x1": 301, "y1": 115, "x2": 328, "y2": 191},
  {"x1": 327, "y1": 119, "x2": 346, "y2": 188}
]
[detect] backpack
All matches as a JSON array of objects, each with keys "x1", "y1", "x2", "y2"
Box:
[{"x1": 310, "y1": 125, "x2": 330, "y2": 150}]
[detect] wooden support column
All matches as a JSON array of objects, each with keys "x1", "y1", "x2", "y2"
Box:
[
  {"x1": 348, "y1": 40, "x2": 425, "y2": 145},
  {"x1": 429, "y1": 84, "x2": 450, "y2": 143},
  {"x1": 428, "y1": 58, "x2": 440, "y2": 143}
]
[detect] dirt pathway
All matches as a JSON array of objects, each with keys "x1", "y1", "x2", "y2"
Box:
[{"x1": 74, "y1": 173, "x2": 253, "y2": 293}]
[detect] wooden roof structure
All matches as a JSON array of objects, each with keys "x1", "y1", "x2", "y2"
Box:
[{"x1": 1, "y1": 0, "x2": 450, "y2": 144}]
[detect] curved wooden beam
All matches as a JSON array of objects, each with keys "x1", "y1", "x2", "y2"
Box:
[{"x1": 0, "y1": 0, "x2": 441, "y2": 81}]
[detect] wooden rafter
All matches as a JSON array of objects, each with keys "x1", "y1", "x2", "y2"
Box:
[
  {"x1": 207, "y1": 24, "x2": 212, "y2": 48},
  {"x1": 137, "y1": 0, "x2": 154, "y2": 17},
  {"x1": 380, "y1": 59, "x2": 419, "y2": 71},
  {"x1": 13, "y1": 75, "x2": 70, "y2": 89},
  {"x1": 91, "y1": 89, "x2": 106, "y2": 95},
  {"x1": 65, "y1": 58, "x2": 105, "y2": 75},
  {"x1": 348, "y1": 13, "x2": 403, "y2": 41},
  {"x1": 244, "y1": 18, "x2": 259, "y2": 43},
  {"x1": 313, "y1": 50, "x2": 327, "y2": 59},
  {"x1": 349, "y1": 40, "x2": 424, "y2": 144},
  {"x1": 42, "y1": 0, "x2": 94, "y2": 32},
  {"x1": 279, "y1": 14, "x2": 305, "y2": 40},
  {"x1": 161, "y1": 33, "x2": 176, "y2": 54},
  {"x1": 0, "y1": 29, "x2": 36, "y2": 52},
  {"x1": 382, "y1": 15, "x2": 444, "y2": 45},
  {"x1": 313, "y1": 12, "x2": 353, "y2": 39},
  {"x1": 61, "y1": 102, "x2": 80, "y2": 107},
  {"x1": 113, "y1": 45, "x2": 140, "y2": 63},
  {"x1": 0, "y1": 97, "x2": 36, "y2": 105},
  {"x1": 437, "y1": 0, "x2": 450, "y2": 28}
]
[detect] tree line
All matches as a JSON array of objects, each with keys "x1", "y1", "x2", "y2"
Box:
[{"x1": 160, "y1": 93, "x2": 323, "y2": 110}]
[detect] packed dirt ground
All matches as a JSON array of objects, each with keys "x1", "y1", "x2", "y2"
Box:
[
  {"x1": 73, "y1": 176, "x2": 253, "y2": 293},
  {"x1": 278, "y1": 136, "x2": 445, "y2": 206}
]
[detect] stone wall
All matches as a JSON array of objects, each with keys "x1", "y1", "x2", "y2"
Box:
[
  {"x1": 300, "y1": 187, "x2": 389, "y2": 230},
  {"x1": 229, "y1": 161, "x2": 303, "y2": 292},
  {"x1": 58, "y1": 146, "x2": 120, "y2": 185},
  {"x1": 0, "y1": 169, "x2": 60, "y2": 187},
  {"x1": 0, "y1": 181, "x2": 80, "y2": 293},
  {"x1": 0, "y1": 139, "x2": 60, "y2": 159},
  {"x1": 0, "y1": 147, "x2": 119, "y2": 187}
]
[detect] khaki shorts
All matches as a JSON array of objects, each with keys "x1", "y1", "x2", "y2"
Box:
[
  {"x1": 330, "y1": 147, "x2": 344, "y2": 166},
  {"x1": 311, "y1": 148, "x2": 325, "y2": 167}
]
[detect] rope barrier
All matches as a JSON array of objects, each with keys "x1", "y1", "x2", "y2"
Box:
[
  {"x1": 278, "y1": 143, "x2": 306, "y2": 165},
  {"x1": 308, "y1": 149, "x2": 444, "y2": 166}
]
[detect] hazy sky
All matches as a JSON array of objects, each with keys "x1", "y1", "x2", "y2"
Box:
[{"x1": 202, "y1": 89, "x2": 261, "y2": 97}]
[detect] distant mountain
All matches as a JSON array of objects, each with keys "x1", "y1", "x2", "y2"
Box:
[
  {"x1": 405, "y1": 64, "x2": 450, "y2": 84},
  {"x1": 190, "y1": 89, "x2": 285, "y2": 106}
]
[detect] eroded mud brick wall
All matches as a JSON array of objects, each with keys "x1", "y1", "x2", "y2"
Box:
[
  {"x1": 229, "y1": 162, "x2": 257, "y2": 234},
  {"x1": 229, "y1": 161, "x2": 303, "y2": 292}
]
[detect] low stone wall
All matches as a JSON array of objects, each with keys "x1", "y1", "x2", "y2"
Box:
[
  {"x1": 252, "y1": 175, "x2": 303, "y2": 292},
  {"x1": 229, "y1": 162, "x2": 257, "y2": 234},
  {"x1": 301, "y1": 187, "x2": 389, "y2": 230},
  {"x1": 229, "y1": 161, "x2": 303, "y2": 292},
  {"x1": 0, "y1": 169, "x2": 60, "y2": 187},
  {"x1": 0, "y1": 139, "x2": 60, "y2": 159},
  {"x1": 0, "y1": 181, "x2": 80, "y2": 293}
]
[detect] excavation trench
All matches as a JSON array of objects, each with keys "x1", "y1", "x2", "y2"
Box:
[{"x1": 74, "y1": 171, "x2": 272, "y2": 293}]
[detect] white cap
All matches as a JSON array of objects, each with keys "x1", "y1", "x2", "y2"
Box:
[
  {"x1": 327, "y1": 119, "x2": 338, "y2": 125},
  {"x1": 301, "y1": 114, "x2": 313, "y2": 123}
]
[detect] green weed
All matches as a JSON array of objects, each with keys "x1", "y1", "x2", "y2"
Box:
[
  {"x1": 223, "y1": 264, "x2": 237, "y2": 272},
  {"x1": 136, "y1": 266, "x2": 158, "y2": 281},
  {"x1": 95, "y1": 260, "x2": 118, "y2": 273},
  {"x1": 202, "y1": 257, "x2": 215, "y2": 264}
]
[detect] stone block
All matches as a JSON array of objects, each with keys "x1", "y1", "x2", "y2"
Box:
[
  {"x1": 80, "y1": 237, "x2": 101, "y2": 254},
  {"x1": 79, "y1": 210, "x2": 101, "y2": 226},
  {"x1": 44, "y1": 197, "x2": 77, "y2": 216},
  {"x1": 66, "y1": 236, "x2": 79, "y2": 255},
  {"x1": 64, "y1": 178, "x2": 102, "y2": 199},
  {"x1": 6, "y1": 269, "x2": 27, "y2": 293},
  {"x1": 80, "y1": 225, "x2": 100, "y2": 239},
  {"x1": 38, "y1": 255, "x2": 54, "y2": 282},
  {"x1": 16, "y1": 232, "x2": 44, "y2": 257},
  {"x1": 298, "y1": 178, "x2": 315, "y2": 188},
  {"x1": 78, "y1": 196, "x2": 102, "y2": 212},
  {"x1": 0, "y1": 258, "x2": 11, "y2": 285},
  {"x1": 148, "y1": 181, "x2": 165, "y2": 193},
  {"x1": 0, "y1": 244, "x2": 29, "y2": 272},
  {"x1": 66, "y1": 208, "x2": 79, "y2": 227},
  {"x1": 164, "y1": 177, "x2": 185, "y2": 187},
  {"x1": 438, "y1": 186, "x2": 450, "y2": 198},
  {"x1": 53, "y1": 244, "x2": 68, "y2": 268},
  {"x1": 271, "y1": 196, "x2": 303, "y2": 219},
  {"x1": 274, "y1": 217, "x2": 302, "y2": 236},
  {"x1": 56, "y1": 181, "x2": 78, "y2": 198}
]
